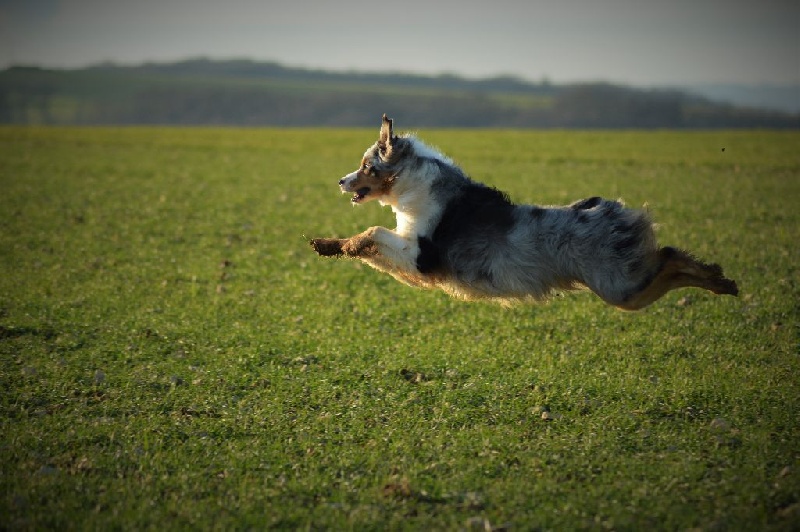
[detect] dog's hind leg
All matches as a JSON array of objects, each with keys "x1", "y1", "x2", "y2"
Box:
[{"x1": 615, "y1": 247, "x2": 738, "y2": 311}]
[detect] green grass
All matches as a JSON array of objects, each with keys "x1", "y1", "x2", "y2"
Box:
[{"x1": 1, "y1": 127, "x2": 798, "y2": 530}]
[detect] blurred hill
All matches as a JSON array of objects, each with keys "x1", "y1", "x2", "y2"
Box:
[
  {"x1": 682, "y1": 84, "x2": 800, "y2": 115},
  {"x1": 1, "y1": 58, "x2": 798, "y2": 128}
]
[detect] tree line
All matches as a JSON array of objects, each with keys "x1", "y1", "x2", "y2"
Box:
[{"x1": 0, "y1": 60, "x2": 797, "y2": 128}]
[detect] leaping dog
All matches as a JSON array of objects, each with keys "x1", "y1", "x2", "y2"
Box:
[{"x1": 310, "y1": 115, "x2": 738, "y2": 310}]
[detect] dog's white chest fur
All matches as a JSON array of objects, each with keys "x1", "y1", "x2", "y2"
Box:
[{"x1": 390, "y1": 185, "x2": 442, "y2": 239}]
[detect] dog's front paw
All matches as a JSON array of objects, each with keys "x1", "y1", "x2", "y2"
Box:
[{"x1": 310, "y1": 238, "x2": 344, "y2": 257}]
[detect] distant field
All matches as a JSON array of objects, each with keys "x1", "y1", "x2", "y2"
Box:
[
  {"x1": 1, "y1": 70, "x2": 552, "y2": 125},
  {"x1": 1, "y1": 127, "x2": 798, "y2": 529},
  {"x1": 5, "y1": 62, "x2": 797, "y2": 127}
]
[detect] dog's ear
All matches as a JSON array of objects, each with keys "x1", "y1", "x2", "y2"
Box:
[{"x1": 379, "y1": 114, "x2": 394, "y2": 158}]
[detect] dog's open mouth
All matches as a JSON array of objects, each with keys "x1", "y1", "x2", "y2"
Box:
[{"x1": 352, "y1": 187, "x2": 371, "y2": 203}]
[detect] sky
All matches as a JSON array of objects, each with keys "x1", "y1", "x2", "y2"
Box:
[{"x1": 0, "y1": 0, "x2": 798, "y2": 86}]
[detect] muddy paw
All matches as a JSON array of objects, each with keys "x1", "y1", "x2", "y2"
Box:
[{"x1": 310, "y1": 238, "x2": 344, "y2": 257}]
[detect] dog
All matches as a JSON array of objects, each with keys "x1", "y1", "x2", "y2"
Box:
[{"x1": 310, "y1": 115, "x2": 738, "y2": 310}]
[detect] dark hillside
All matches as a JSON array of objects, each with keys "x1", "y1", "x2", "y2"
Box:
[{"x1": 1, "y1": 59, "x2": 797, "y2": 128}]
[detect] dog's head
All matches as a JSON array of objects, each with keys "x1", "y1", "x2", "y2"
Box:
[{"x1": 338, "y1": 114, "x2": 407, "y2": 205}]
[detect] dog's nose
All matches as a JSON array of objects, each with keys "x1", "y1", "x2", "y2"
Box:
[{"x1": 338, "y1": 178, "x2": 345, "y2": 186}]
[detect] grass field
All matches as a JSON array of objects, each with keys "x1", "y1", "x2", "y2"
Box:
[{"x1": 1, "y1": 126, "x2": 798, "y2": 530}]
